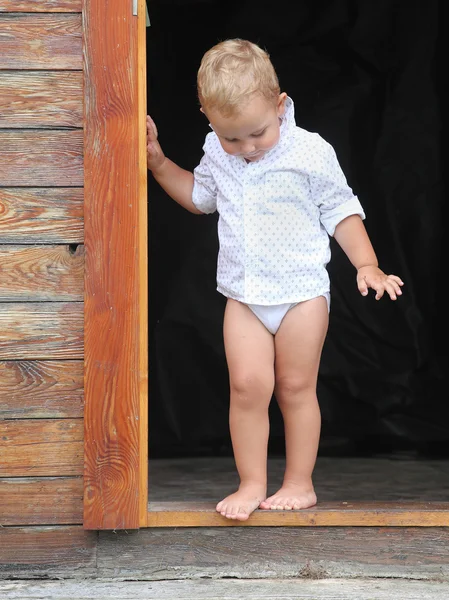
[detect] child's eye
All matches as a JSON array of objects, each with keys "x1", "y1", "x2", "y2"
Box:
[
  {"x1": 252, "y1": 129, "x2": 267, "y2": 138},
  {"x1": 225, "y1": 138, "x2": 238, "y2": 143}
]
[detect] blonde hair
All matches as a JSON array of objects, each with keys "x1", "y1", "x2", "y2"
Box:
[{"x1": 197, "y1": 39, "x2": 280, "y2": 117}]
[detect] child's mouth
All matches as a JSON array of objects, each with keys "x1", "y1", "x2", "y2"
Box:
[{"x1": 244, "y1": 151, "x2": 263, "y2": 160}]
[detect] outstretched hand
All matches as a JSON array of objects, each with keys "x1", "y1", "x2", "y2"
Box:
[
  {"x1": 146, "y1": 115, "x2": 166, "y2": 172},
  {"x1": 357, "y1": 265, "x2": 404, "y2": 301}
]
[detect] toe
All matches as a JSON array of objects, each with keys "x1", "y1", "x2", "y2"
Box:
[
  {"x1": 265, "y1": 496, "x2": 278, "y2": 508},
  {"x1": 218, "y1": 502, "x2": 229, "y2": 516},
  {"x1": 236, "y1": 509, "x2": 250, "y2": 521}
]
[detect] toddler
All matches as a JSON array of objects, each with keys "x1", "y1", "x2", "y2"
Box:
[{"x1": 146, "y1": 39, "x2": 403, "y2": 521}]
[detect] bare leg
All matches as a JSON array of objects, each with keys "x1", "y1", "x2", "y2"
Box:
[
  {"x1": 216, "y1": 299, "x2": 275, "y2": 520},
  {"x1": 260, "y1": 296, "x2": 328, "y2": 510}
]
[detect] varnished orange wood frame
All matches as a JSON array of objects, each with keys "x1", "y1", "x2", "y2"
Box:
[
  {"x1": 83, "y1": 0, "x2": 148, "y2": 530},
  {"x1": 146, "y1": 502, "x2": 449, "y2": 527}
]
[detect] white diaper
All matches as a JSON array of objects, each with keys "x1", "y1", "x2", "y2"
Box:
[{"x1": 247, "y1": 293, "x2": 330, "y2": 335}]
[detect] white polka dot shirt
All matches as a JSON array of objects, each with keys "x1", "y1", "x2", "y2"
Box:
[{"x1": 192, "y1": 97, "x2": 366, "y2": 305}]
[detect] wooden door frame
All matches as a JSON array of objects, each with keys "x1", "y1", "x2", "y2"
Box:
[
  {"x1": 83, "y1": 0, "x2": 449, "y2": 530},
  {"x1": 83, "y1": 0, "x2": 148, "y2": 530}
]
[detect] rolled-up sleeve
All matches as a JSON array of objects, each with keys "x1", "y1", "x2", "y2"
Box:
[
  {"x1": 192, "y1": 151, "x2": 218, "y2": 215},
  {"x1": 310, "y1": 138, "x2": 365, "y2": 236}
]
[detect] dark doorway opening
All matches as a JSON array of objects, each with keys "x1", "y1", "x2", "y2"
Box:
[{"x1": 146, "y1": 0, "x2": 449, "y2": 505}]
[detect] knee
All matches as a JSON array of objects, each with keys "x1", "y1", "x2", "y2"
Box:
[
  {"x1": 230, "y1": 372, "x2": 274, "y2": 410},
  {"x1": 275, "y1": 375, "x2": 315, "y2": 407}
]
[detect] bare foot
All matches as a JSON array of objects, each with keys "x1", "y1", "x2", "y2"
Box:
[
  {"x1": 259, "y1": 481, "x2": 317, "y2": 510},
  {"x1": 216, "y1": 483, "x2": 266, "y2": 521}
]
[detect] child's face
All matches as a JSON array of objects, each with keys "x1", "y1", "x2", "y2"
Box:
[{"x1": 204, "y1": 93, "x2": 287, "y2": 162}]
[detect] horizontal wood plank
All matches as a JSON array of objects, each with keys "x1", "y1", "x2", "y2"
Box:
[
  {"x1": 0, "y1": 302, "x2": 83, "y2": 360},
  {"x1": 0, "y1": 245, "x2": 84, "y2": 301},
  {"x1": 3, "y1": 579, "x2": 447, "y2": 599},
  {"x1": 0, "y1": 1, "x2": 82, "y2": 11},
  {"x1": 0, "y1": 477, "x2": 83, "y2": 525},
  {"x1": 0, "y1": 419, "x2": 83, "y2": 476},
  {"x1": 0, "y1": 14, "x2": 82, "y2": 70},
  {"x1": 0, "y1": 188, "x2": 83, "y2": 244},
  {"x1": 0, "y1": 360, "x2": 83, "y2": 419},
  {"x1": 0, "y1": 72, "x2": 83, "y2": 128},
  {"x1": 0, "y1": 526, "x2": 96, "y2": 576},
  {"x1": 147, "y1": 501, "x2": 449, "y2": 527},
  {"x1": 99, "y1": 526, "x2": 449, "y2": 580},
  {"x1": 0, "y1": 131, "x2": 83, "y2": 187}
]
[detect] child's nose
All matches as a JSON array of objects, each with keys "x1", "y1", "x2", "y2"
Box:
[{"x1": 241, "y1": 141, "x2": 256, "y2": 154}]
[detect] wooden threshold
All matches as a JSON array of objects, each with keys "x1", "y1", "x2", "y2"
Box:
[{"x1": 147, "y1": 501, "x2": 449, "y2": 527}]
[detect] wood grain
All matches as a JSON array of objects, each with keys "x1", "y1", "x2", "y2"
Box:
[
  {"x1": 147, "y1": 501, "x2": 449, "y2": 527},
  {"x1": 0, "y1": 245, "x2": 84, "y2": 301},
  {"x1": 0, "y1": 72, "x2": 83, "y2": 128},
  {"x1": 0, "y1": 302, "x2": 83, "y2": 360},
  {"x1": 0, "y1": 188, "x2": 83, "y2": 244},
  {"x1": 0, "y1": 1, "x2": 82, "y2": 11},
  {"x1": 0, "y1": 477, "x2": 83, "y2": 525},
  {"x1": 137, "y1": 0, "x2": 149, "y2": 530},
  {"x1": 1, "y1": 579, "x2": 448, "y2": 600},
  {"x1": 0, "y1": 131, "x2": 83, "y2": 187},
  {"x1": 0, "y1": 14, "x2": 82, "y2": 70},
  {"x1": 0, "y1": 419, "x2": 83, "y2": 477},
  {"x1": 0, "y1": 360, "x2": 83, "y2": 419},
  {"x1": 98, "y1": 526, "x2": 449, "y2": 580},
  {"x1": 83, "y1": 0, "x2": 145, "y2": 530},
  {"x1": 0, "y1": 526, "x2": 96, "y2": 575}
]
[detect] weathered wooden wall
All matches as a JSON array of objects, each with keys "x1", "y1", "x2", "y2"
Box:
[{"x1": 0, "y1": 0, "x2": 95, "y2": 563}]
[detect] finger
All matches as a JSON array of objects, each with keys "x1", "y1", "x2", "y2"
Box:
[
  {"x1": 146, "y1": 116, "x2": 158, "y2": 139},
  {"x1": 383, "y1": 282, "x2": 399, "y2": 301},
  {"x1": 374, "y1": 285, "x2": 385, "y2": 301},
  {"x1": 146, "y1": 142, "x2": 161, "y2": 158},
  {"x1": 387, "y1": 279, "x2": 402, "y2": 296},
  {"x1": 387, "y1": 275, "x2": 404, "y2": 287},
  {"x1": 147, "y1": 122, "x2": 158, "y2": 140},
  {"x1": 357, "y1": 275, "x2": 369, "y2": 296}
]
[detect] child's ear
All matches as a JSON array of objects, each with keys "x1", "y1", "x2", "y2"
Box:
[{"x1": 277, "y1": 92, "x2": 288, "y2": 117}]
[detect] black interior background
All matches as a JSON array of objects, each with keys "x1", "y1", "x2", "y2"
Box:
[{"x1": 146, "y1": 0, "x2": 448, "y2": 459}]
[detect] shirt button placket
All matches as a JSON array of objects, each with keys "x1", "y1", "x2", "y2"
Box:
[
  {"x1": 242, "y1": 168, "x2": 250, "y2": 300},
  {"x1": 245, "y1": 165, "x2": 258, "y2": 302}
]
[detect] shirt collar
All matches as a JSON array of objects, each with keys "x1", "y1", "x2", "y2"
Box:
[
  {"x1": 279, "y1": 96, "x2": 296, "y2": 140},
  {"x1": 255, "y1": 96, "x2": 295, "y2": 163}
]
